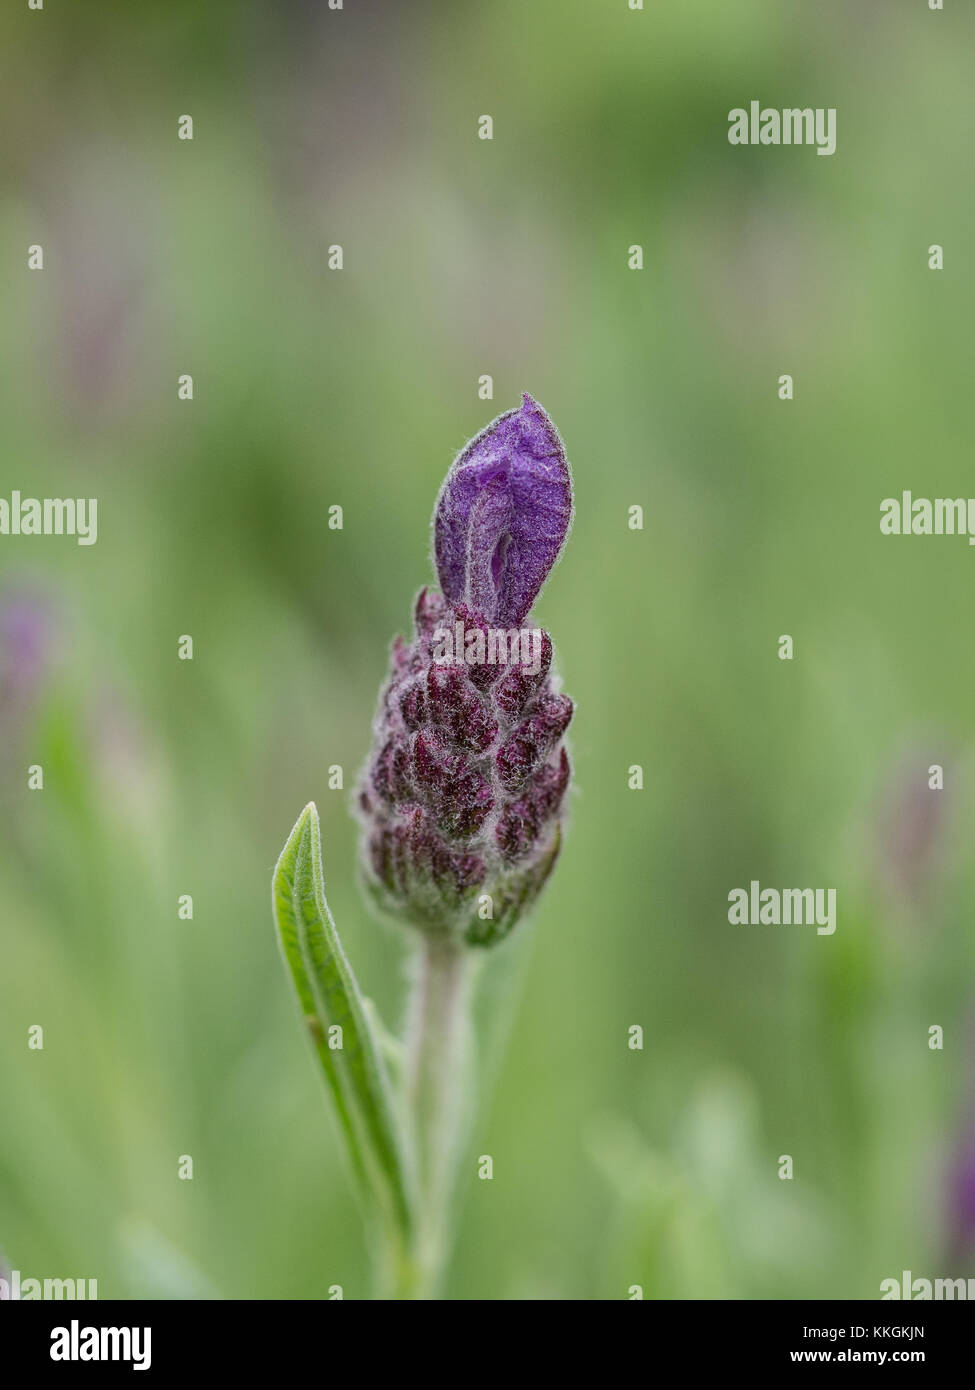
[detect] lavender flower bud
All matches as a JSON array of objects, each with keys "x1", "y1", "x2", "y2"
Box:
[
  {"x1": 433, "y1": 393, "x2": 572, "y2": 628},
  {"x1": 358, "y1": 397, "x2": 574, "y2": 948}
]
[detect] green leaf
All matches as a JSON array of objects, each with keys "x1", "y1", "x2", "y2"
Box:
[{"x1": 272, "y1": 803, "x2": 414, "y2": 1239}]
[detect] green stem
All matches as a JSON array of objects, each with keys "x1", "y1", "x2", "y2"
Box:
[{"x1": 399, "y1": 935, "x2": 473, "y2": 1298}]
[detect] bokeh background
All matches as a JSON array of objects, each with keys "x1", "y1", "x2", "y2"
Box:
[{"x1": 2, "y1": 0, "x2": 975, "y2": 1300}]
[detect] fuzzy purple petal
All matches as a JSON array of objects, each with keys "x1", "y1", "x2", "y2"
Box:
[{"x1": 433, "y1": 394, "x2": 572, "y2": 627}]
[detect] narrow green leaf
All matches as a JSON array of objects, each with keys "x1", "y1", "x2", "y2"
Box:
[{"x1": 272, "y1": 803, "x2": 414, "y2": 1238}]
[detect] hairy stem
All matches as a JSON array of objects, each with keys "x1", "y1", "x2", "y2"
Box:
[{"x1": 399, "y1": 935, "x2": 474, "y2": 1298}]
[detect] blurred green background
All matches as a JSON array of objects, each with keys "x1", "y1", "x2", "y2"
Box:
[{"x1": 2, "y1": 0, "x2": 974, "y2": 1300}]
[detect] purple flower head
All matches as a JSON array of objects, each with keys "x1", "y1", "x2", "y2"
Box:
[
  {"x1": 358, "y1": 397, "x2": 574, "y2": 948},
  {"x1": 433, "y1": 393, "x2": 572, "y2": 629},
  {"x1": 945, "y1": 1017, "x2": 975, "y2": 1256},
  {"x1": 873, "y1": 743, "x2": 951, "y2": 913},
  {"x1": 949, "y1": 1121, "x2": 975, "y2": 1251},
  {"x1": 0, "y1": 592, "x2": 54, "y2": 722}
]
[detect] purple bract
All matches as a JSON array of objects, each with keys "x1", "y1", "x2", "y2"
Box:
[{"x1": 433, "y1": 393, "x2": 572, "y2": 630}]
